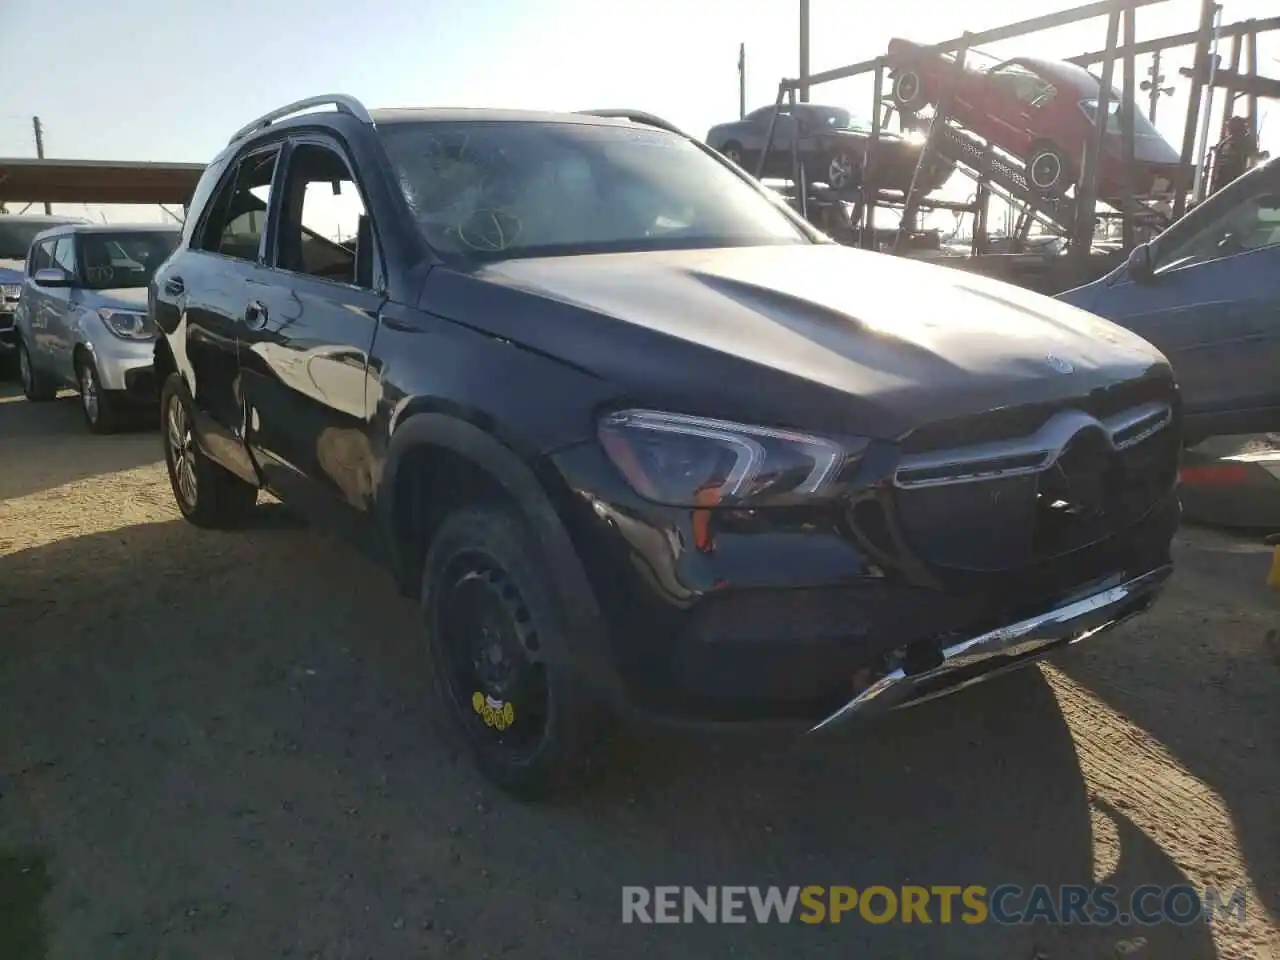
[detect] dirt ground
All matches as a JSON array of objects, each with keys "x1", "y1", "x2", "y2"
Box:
[{"x1": 2, "y1": 379, "x2": 1277, "y2": 960}]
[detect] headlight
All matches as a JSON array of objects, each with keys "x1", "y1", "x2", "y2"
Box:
[
  {"x1": 1, "y1": 284, "x2": 21, "y2": 301},
  {"x1": 97, "y1": 308, "x2": 156, "y2": 341},
  {"x1": 597, "y1": 409, "x2": 858, "y2": 507}
]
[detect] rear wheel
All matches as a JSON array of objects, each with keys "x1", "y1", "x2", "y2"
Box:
[
  {"x1": 892, "y1": 69, "x2": 931, "y2": 114},
  {"x1": 421, "y1": 505, "x2": 605, "y2": 799},
  {"x1": 18, "y1": 340, "x2": 57, "y2": 401},
  {"x1": 160, "y1": 372, "x2": 258, "y2": 528}
]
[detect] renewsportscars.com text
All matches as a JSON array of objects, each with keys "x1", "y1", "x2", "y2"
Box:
[{"x1": 621, "y1": 885, "x2": 1247, "y2": 926}]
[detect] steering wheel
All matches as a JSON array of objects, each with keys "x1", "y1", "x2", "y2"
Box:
[{"x1": 456, "y1": 208, "x2": 523, "y2": 252}]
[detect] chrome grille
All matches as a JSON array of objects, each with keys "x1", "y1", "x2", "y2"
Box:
[{"x1": 894, "y1": 402, "x2": 1173, "y2": 490}]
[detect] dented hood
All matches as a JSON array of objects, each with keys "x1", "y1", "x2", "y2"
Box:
[{"x1": 424, "y1": 244, "x2": 1172, "y2": 439}]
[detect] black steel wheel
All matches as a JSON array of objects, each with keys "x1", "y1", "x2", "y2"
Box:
[
  {"x1": 422, "y1": 505, "x2": 605, "y2": 799},
  {"x1": 721, "y1": 140, "x2": 745, "y2": 166}
]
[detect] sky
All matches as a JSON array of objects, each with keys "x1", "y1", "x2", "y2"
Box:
[{"x1": 1, "y1": 0, "x2": 1277, "y2": 230}]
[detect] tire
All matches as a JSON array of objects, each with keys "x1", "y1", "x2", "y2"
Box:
[
  {"x1": 160, "y1": 372, "x2": 258, "y2": 528},
  {"x1": 421, "y1": 505, "x2": 605, "y2": 799},
  {"x1": 721, "y1": 140, "x2": 746, "y2": 167},
  {"x1": 826, "y1": 148, "x2": 862, "y2": 193},
  {"x1": 17, "y1": 340, "x2": 57, "y2": 402},
  {"x1": 1026, "y1": 141, "x2": 1073, "y2": 197},
  {"x1": 892, "y1": 69, "x2": 930, "y2": 114},
  {"x1": 75, "y1": 352, "x2": 123, "y2": 433}
]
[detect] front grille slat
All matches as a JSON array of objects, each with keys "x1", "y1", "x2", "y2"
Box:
[{"x1": 890, "y1": 386, "x2": 1179, "y2": 572}]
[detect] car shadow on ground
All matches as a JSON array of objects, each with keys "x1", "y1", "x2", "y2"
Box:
[
  {"x1": 0, "y1": 849, "x2": 51, "y2": 960},
  {"x1": 0, "y1": 383, "x2": 160, "y2": 501},
  {"x1": 1055, "y1": 526, "x2": 1280, "y2": 928},
  {"x1": 0, "y1": 517, "x2": 1219, "y2": 958}
]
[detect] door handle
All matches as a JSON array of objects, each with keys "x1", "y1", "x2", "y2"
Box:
[
  {"x1": 164, "y1": 276, "x2": 185, "y2": 296},
  {"x1": 244, "y1": 299, "x2": 268, "y2": 331}
]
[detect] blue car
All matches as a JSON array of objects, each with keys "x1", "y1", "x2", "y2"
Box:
[{"x1": 1058, "y1": 156, "x2": 1280, "y2": 445}]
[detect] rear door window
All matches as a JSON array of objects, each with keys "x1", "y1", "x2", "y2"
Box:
[{"x1": 196, "y1": 148, "x2": 280, "y2": 262}]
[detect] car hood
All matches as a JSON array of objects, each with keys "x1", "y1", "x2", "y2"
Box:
[
  {"x1": 425, "y1": 245, "x2": 1171, "y2": 439},
  {"x1": 86, "y1": 287, "x2": 149, "y2": 311}
]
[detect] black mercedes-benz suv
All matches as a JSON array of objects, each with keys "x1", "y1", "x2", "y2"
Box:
[{"x1": 150, "y1": 94, "x2": 1180, "y2": 796}]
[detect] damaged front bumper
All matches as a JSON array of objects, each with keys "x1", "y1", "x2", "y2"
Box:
[{"x1": 809, "y1": 564, "x2": 1172, "y2": 732}]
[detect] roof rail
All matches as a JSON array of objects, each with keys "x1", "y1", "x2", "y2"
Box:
[
  {"x1": 228, "y1": 94, "x2": 374, "y2": 145},
  {"x1": 575, "y1": 109, "x2": 687, "y2": 138}
]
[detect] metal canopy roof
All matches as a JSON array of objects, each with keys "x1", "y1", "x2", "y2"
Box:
[{"x1": 0, "y1": 158, "x2": 206, "y2": 205}]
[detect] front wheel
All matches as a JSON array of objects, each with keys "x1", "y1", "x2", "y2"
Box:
[
  {"x1": 160, "y1": 372, "x2": 258, "y2": 528},
  {"x1": 421, "y1": 505, "x2": 606, "y2": 799},
  {"x1": 1026, "y1": 141, "x2": 1074, "y2": 197},
  {"x1": 721, "y1": 140, "x2": 745, "y2": 167},
  {"x1": 76, "y1": 353, "x2": 123, "y2": 434}
]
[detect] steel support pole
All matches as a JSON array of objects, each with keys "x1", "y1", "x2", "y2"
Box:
[
  {"x1": 1173, "y1": 0, "x2": 1217, "y2": 220},
  {"x1": 1192, "y1": 4, "x2": 1224, "y2": 203},
  {"x1": 861, "y1": 64, "x2": 885, "y2": 249},
  {"x1": 1073, "y1": 3, "x2": 1121, "y2": 262},
  {"x1": 1121, "y1": 4, "x2": 1138, "y2": 251},
  {"x1": 799, "y1": 0, "x2": 810, "y2": 102}
]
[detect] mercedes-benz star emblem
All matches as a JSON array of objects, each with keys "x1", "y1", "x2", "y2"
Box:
[{"x1": 1044, "y1": 355, "x2": 1075, "y2": 375}]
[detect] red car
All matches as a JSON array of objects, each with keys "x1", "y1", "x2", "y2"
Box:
[{"x1": 887, "y1": 40, "x2": 1182, "y2": 199}]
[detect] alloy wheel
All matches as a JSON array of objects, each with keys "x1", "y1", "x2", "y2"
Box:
[
  {"x1": 828, "y1": 153, "x2": 856, "y2": 190},
  {"x1": 18, "y1": 345, "x2": 32, "y2": 393},
  {"x1": 166, "y1": 393, "x2": 198, "y2": 508},
  {"x1": 895, "y1": 72, "x2": 921, "y2": 105},
  {"x1": 80, "y1": 362, "x2": 99, "y2": 423},
  {"x1": 1030, "y1": 152, "x2": 1063, "y2": 191}
]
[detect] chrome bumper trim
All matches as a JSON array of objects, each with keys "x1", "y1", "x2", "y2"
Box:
[{"x1": 809, "y1": 564, "x2": 1173, "y2": 733}]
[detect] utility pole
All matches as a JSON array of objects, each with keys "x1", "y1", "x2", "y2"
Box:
[
  {"x1": 1140, "y1": 50, "x2": 1174, "y2": 123},
  {"x1": 738, "y1": 43, "x2": 747, "y2": 119},
  {"x1": 798, "y1": 0, "x2": 810, "y2": 102},
  {"x1": 32, "y1": 116, "x2": 51, "y2": 215}
]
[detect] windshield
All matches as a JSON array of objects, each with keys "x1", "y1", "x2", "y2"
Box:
[
  {"x1": 0, "y1": 220, "x2": 76, "y2": 260},
  {"x1": 378, "y1": 120, "x2": 811, "y2": 260},
  {"x1": 78, "y1": 231, "x2": 179, "y2": 289}
]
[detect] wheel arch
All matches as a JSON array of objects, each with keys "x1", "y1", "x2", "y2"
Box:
[
  {"x1": 154, "y1": 335, "x2": 177, "y2": 387},
  {"x1": 378, "y1": 412, "x2": 623, "y2": 702}
]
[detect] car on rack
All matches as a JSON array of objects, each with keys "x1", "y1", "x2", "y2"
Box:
[
  {"x1": 15, "y1": 222, "x2": 180, "y2": 431},
  {"x1": 886, "y1": 39, "x2": 1181, "y2": 199},
  {"x1": 705, "y1": 103, "x2": 955, "y2": 196},
  {"x1": 1058, "y1": 154, "x2": 1280, "y2": 446},
  {"x1": 0, "y1": 213, "x2": 87, "y2": 361},
  {"x1": 151, "y1": 94, "x2": 1180, "y2": 797}
]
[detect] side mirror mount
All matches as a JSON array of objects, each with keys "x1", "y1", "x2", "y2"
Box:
[
  {"x1": 33, "y1": 267, "x2": 71, "y2": 288},
  {"x1": 1126, "y1": 243, "x2": 1155, "y2": 284}
]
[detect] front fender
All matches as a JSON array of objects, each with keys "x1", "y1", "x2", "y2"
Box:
[{"x1": 378, "y1": 413, "x2": 625, "y2": 705}]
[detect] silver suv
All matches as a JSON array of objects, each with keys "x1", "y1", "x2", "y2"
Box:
[{"x1": 15, "y1": 223, "x2": 179, "y2": 431}]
